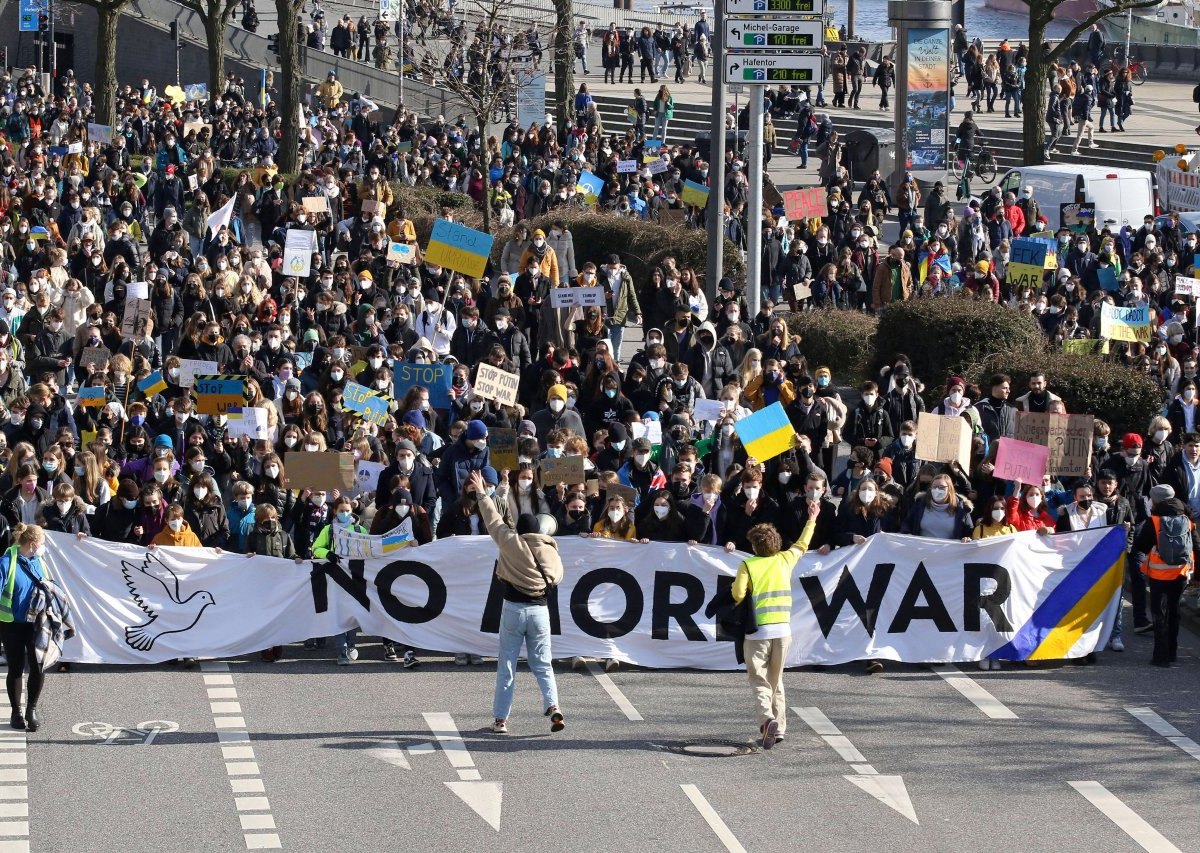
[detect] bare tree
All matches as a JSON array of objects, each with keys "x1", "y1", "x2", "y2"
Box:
[
  {"x1": 275, "y1": 0, "x2": 305, "y2": 174},
  {"x1": 177, "y1": 0, "x2": 241, "y2": 99},
  {"x1": 551, "y1": 0, "x2": 573, "y2": 128},
  {"x1": 75, "y1": 0, "x2": 133, "y2": 125},
  {"x1": 1021, "y1": 0, "x2": 1157, "y2": 165}
]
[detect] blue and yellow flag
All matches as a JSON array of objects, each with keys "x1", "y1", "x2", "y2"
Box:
[
  {"x1": 137, "y1": 370, "x2": 167, "y2": 397},
  {"x1": 734, "y1": 402, "x2": 794, "y2": 463},
  {"x1": 988, "y1": 526, "x2": 1125, "y2": 661}
]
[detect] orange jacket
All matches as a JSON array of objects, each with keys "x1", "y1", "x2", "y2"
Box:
[{"x1": 1144, "y1": 515, "x2": 1195, "y2": 581}]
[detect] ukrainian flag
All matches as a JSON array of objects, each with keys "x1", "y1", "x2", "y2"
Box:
[
  {"x1": 137, "y1": 370, "x2": 167, "y2": 397},
  {"x1": 381, "y1": 533, "x2": 413, "y2": 553},
  {"x1": 734, "y1": 402, "x2": 794, "y2": 463},
  {"x1": 989, "y1": 526, "x2": 1126, "y2": 661}
]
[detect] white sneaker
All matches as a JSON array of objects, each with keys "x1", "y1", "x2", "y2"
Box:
[
  {"x1": 991, "y1": 659, "x2": 1002, "y2": 671},
  {"x1": 491, "y1": 719, "x2": 508, "y2": 734},
  {"x1": 604, "y1": 658, "x2": 619, "y2": 672},
  {"x1": 570, "y1": 656, "x2": 586, "y2": 670},
  {"x1": 978, "y1": 659, "x2": 992, "y2": 671},
  {"x1": 1087, "y1": 140, "x2": 1099, "y2": 148},
  {"x1": 348, "y1": 648, "x2": 359, "y2": 661},
  {"x1": 1110, "y1": 637, "x2": 1125, "y2": 652}
]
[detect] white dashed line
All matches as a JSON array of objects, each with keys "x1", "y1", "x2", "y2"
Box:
[
  {"x1": 200, "y1": 662, "x2": 282, "y2": 850},
  {"x1": 930, "y1": 665, "x2": 1019, "y2": 719},
  {"x1": 1069, "y1": 781, "x2": 1183, "y2": 853},
  {"x1": 0, "y1": 694, "x2": 29, "y2": 853},
  {"x1": 680, "y1": 784, "x2": 748, "y2": 853},
  {"x1": 583, "y1": 662, "x2": 644, "y2": 721},
  {"x1": 1126, "y1": 707, "x2": 1200, "y2": 764}
]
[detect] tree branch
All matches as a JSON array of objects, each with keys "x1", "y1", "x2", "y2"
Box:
[{"x1": 1047, "y1": 0, "x2": 1161, "y2": 62}]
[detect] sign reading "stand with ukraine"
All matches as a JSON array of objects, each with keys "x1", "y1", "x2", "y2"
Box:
[{"x1": 424, "y1": 219, "x2": 494, "y2": 278}]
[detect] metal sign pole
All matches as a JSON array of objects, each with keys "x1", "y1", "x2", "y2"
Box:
[
  {"x1": 746, "y1": 86, "x2": 764, "y2": 316},
  {"x1": 705, "y1": 2, "x2": 726, "y2": 301}
]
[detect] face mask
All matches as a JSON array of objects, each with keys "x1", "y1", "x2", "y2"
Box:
[
  {"x1": 74, "y1": 465, "x2": 86, "y2": 477},
  {"x1": 305, "y1": 443, "x2": 320, "y2": 452},
  {"x1": 653, "y1": 505, "x2": 670, "y2": 520},
  {"x1": 549, "y1": 399, "x2": 565, "y2": 413},
  {"x1": 8, "y1": 414, "x2": 20, "y2": 426},
  {"x1": 862, "y1": 394, "x2": 877, "y2": 407},
  {"x1": 899, "y1": 435, "x2": 915, "y2": 449},
  {"x1": 42, "y1": 460, "x2": 57, "y2": 473},
  {"x1": 1154, "y1": 429, "x2": 1169, "y2": 443},
  {"x1": 743, "y1": 487, "x2": 760, "y2": 501},
  {"x1": 858, "y1": 487, "x2": 877, "y2": 503},
  {"x1": 607, "y1": 509, "x2": 624, "y2": 523},
  {"x1": 470, "y1": 439, "x2": 488, "y2": 450},
  {"x1": 265, "y1": 465, "x2": 280, "y2": 478},
  {"x1": 168, "y1": 519, "x2": 183, "y2": 532},
  {"x1": 123, "y1": 498, "x2": 138, "y2": 510},
  {"x1": 930, "y1": 486, "x2": 948, "y2": 503},
  {"x1": 991, "y1": 508, "x2": 1006, "y2": 522},
  {"x1": 545, "y1": 448, "x2": 562, "y2": 459},
  {"x1": 331, "y1": 371, "x2": 344, "y2": 382},
  {"x1": 193, "y1": 487, "x2": 209, "y2": 501},
  {"x1": 1026, "y1": 493, "x2": 1043, "y2": 508},
  {"x1": 634, "y1": 452, "x2": 651, "y2": 467},
  {"x1": 518, "y1": 479, "x2": 533, "y2": 492},
  {"x1": 56, "y1": 500, "x2": 72, "y2": 514},
  {"x1": 336, "y1": 510, "x2": 352, "y2": 524},
  {"x1": 153, "y1": 469, "x2": 170, "y2": 484},
  {"x1": 611, "y1": 440, "x2": 626, "y2": 451},
  {"x1": 1186, "y1": 389, "x2": 1197, "y2": 402},
  {"x1": 604, "y1": 388, "x2": 617, "y2": 399}
]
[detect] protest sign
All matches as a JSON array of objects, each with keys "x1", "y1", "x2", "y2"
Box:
[
  {"x1": 1006, "y1": 238, "x2": 1051, "y2": 291},
  {"x1": 301, "y1": 196, "x2": 330, "y2": 214},
  {"x1": 647, "y1": 159, "x2": 670, "y2": 175},
  {"x1": 78, "y1": 386, "x2": 106, "y2": 408},
  {"x1": 424, "y1": 219, "x2": 494, "y2": 278},
  {"x1": 393, "y1": 362, "x2": 452, "y2": 408},
  {"x1": 138, "y1": 371, "x2": 167, "y2": 397},
  {"x1": 691, "y1": 398, "x2": 725, "y2": 423},
  {"x1": 616, "y1": 160, "x2": 638, "y2": 173},
  {"x1": 126, "y1": 281, "x2": 149, "y2": 300},
  {"x1": 341, "y1": 381, "x2": 393, "y2": 426},
  {"x1": 87, "y1": 123, "x2": 113, "y2": 144},
  {"x1": 387, "y1": 242, "x2": 417, "y2": 265},
  {"x1": 605, "y1": 482, "x2": 638, "y2": 506},
  {"x1": 915, "y1": 412, "x2": 972, "y2": 469},
  {"x1": 121, "y1": 299, "x2": 152, "y2": 337},
  {"x1": 1175, "y1": 276, "x2": 1200, "y2": 297},
  {"x1": 283, "y1": 229, "x2": 317, "y2": 278},
  {"x1": 994, "y1": 437, "x2": 1050, "y2": 484},
  {"x1": 793, "y1": 282, "x2": 813, "y2": 302},
  {"x1": 549, "y1": 287, "x2": 605, "y2": 309},
  {"x1": 225, "y1": 406, "x2": 269, "y2": 440},
  {"x1": 488, "y1": 429, "x2": 518, "y2": 472},
  {"x1": 284, "y1": 452, "x2": 357, "y2": 491},
  {"x1": 539, "y1": 456, "x2": 585, "y2": 485},
  {"x1": 177, "y1": 359, "x2": 218, "y2": 388},
  {"x1": 80, "y1": 347, "x2": 111, "y2": 372},
  {"x1": 660, "y1": 208, "x2": 686, "y2": 227},
  {"x1": 735, "y1": 402, "x2": 793, "y2": 463},
  {"x1": 630, "y1": 420, "x2": 663, "y2": 445},
  {"x1": 473, "y1": 363, "x2": 520, "y2": 406},
  {"x1": 1099, "y1": 303, "x2": 1152, "y2": 343},
  {"x1": 782, "y1": 188, "x2": 827, "y2": 221},
  {"x1": 1062, "y1": 338, "x2": 1109, "y2": 356},
  {"x1": 1097, "y1": 267, "x2": 1118, "y2": 292},
  {"x1": 352, "y1": 460, "x2": 387, "y2": 497},
  {"x1": 681, "y1": 180, "x2": 710, "y2": 207},
  {"x1": 1060, "y1": 203, "x2": 1095, "y2": 234},
  {"x1": 361, "y1": 200, "x2": 385, "y2": 218},
  {"x1": 1015, "y1": 412, "x2": 1095, "y2": 477},
  {"x1": 193, "y1": 375, "x2": 246, "y2": 415}
]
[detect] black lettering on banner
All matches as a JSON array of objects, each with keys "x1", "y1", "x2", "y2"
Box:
[
  {"x1": 799, "y1": 563, "x2": 895, "y2": 638},
  {"x1": 651, "y1": 571, "x2": 706, "y2": 641},
  {"x1": 963, "y1": 563, "x2": 1014, "y2": 632},
  {"x1": 310, "y1": 558, "x2": 370, "y2": 613},
  {"x1": 709, "y1": 575, "x2": 737, "y2": 643},
  {"x1": 375, "y1": 560, "x2": 447, "y2": 623},
  {"x1": 479, "y1": 566, "x2": 561, "y2": 634},
  {"x1": 888, "y1": 562, "x2": 956, "y2": 633},
  {"x1": 570, "y1": 567, "x2": 643, "y2": 639}
]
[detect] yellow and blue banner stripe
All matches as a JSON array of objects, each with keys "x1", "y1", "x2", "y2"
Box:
[
  {"x1": 734, "y1": 402, "x2": 794, "y2": 463},
  {"x1": 989, "y1": 526, "x2": 1126, "y2": 661}
]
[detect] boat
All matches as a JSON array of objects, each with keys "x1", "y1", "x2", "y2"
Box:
[
  {"x1": 1100, "y1": 0, "x2": 1200, "y2": 46},
  {"x1": 983, "y1": 0, "x2": 1096, "y2": 22}
]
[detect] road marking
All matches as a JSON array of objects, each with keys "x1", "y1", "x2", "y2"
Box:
[
  {"x1": 679, "y1": 784, "x2": 748, "y2": 853},
  {"x1": 584, "y1": 662, "x2": 644, "y2": 721},
  {"x1": 795, "y1": 707, "x2": 919, "y2": 825},
  {"x1": 1126, "y1": 707, "x2": 1200, "y2": 763},
  {"x1": 1069, "y1": 782, "x2": 1182, "y2": 853},
  {"x1": 199, "y1": 663, "x2": 282, "y2": 850},
  {"x1": 422, "y1": 713, "x2": 503, "y2": 831},
  {"x1": 930, "y1": 665, "x2": 1019, "y2": 719},
  {"x1": 0, "y1": 697, "x2": 28, "y2": 852}
]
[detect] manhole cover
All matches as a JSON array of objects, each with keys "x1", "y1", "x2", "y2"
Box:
[{"x1": 660, "y1": 739, "x2": 757, "y2": 757}]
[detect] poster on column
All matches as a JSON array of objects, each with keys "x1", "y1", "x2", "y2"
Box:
[
  {"x1": 904, "y1": 28, "x2": 950, "y2": 176},
  {"x1": 43, "y1": 527, "x2": 1124, "y2": 668}
]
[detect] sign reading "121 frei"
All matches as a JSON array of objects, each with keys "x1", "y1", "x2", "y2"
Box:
[
  {"x1": 724, "y1": 53, "x2": 822, "y2": 84},
  {"x1": 724, "y1": 0, "x2": 823, "y2": 13},
  {"x1": 724, "y1": 19, "x2": 824, "y2": 49}
]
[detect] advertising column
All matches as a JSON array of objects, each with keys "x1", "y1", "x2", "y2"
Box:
[{"x1": 904, "y1": 28, "x2": 950, "y2": 178}]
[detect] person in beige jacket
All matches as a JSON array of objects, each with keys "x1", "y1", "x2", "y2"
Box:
[{"x1": 470, "y1": 470, "x2": 566, "y2": 735}]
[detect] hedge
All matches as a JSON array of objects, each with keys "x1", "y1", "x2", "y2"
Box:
[
  {"x1": 786, "y1": 309, "x2": 878, "y2": 379},
  {"x1": 875, "y1": 299, "x2": 1045, "y2": 402},
  {"x1": 982, "y1": 349, "x2": 1163, "y2": 438}
]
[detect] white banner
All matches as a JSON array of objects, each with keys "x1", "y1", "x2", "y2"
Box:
[{"x1": 42, "y1": 527, "x2": 1124, "y2": 669}]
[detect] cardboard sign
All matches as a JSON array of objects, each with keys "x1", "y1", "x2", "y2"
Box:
[
  {"x1": 78, "y1": 386, "x2": 106, "y2": 408},
  {"x1": 361, "y1": 199, "x2": 385, "y2": 218},
  {"x1": 424, "y1": 219, "x2": 494, "y2": 279},
  {"x1": 782, "y1": 187, "x2": 826, "y2": 221},
  {"x1": 1175, "y1": 276, "x2": 1200, "y2": 297},
  {"x1": 301, "y1": 195, "x2": 330, "y2": 214},
  {"x1": 1062, "y1": 338, "x2": 1109, "y2": 356},
  {"x1": 393, "y1": 362, "x2": 452, "y2": 409},
  {"x1": 488, "y1": 428, "x2": 518, "y2": 473},
  {"x1": 177, "y1": 359, "x2": 219, "y2": 388},
  {"x1": 193, "y1": 375, "x2": 246, "y2": 415},
  {"x1": 647, "y1": 159, "x2": 670, "y2": 175},
  {"x1": 692, "y1": 398, "x2": 725, "y2": 423},
  {"x1": 605, "y1": 482, "x2": 638, "y2": 506},
  {"x1": 1061, "y1": 202, "x2": 1095, "y2": 235},
  {"x1": 80, "y1": 347, "x2": 111, "y2": 372},
  {"x1": 549, "y1": 287, "x2": 605, "y2": 309},
  {"x1": 388, "y1": 242, "x2": 417, "y2": 265},
  {"x1": 225, "y1": 406, "x2": 269, "y2": 440},
  {"x1": 1099, "y1": 303, "x2": 1152, "y2": 343},
  {"x1": 994, "y1": 437, "x2": 1050, "y2": 484},
  {"x1": 616, "y1": 159, "x2": 638, "y2": 173},
  {"x1": 473, "y1": 363, "x2": 519, "y2": 407},
  {"x1": 915, "y1": 411, "x2": 971, "y2": 469},
  {"x1": 1015, "y1": 412, "x2": 1095, "y2": 477},
  {"x1": 121, "y1": 298, "x2": 152, "y2": 337},
  {"x1": 793, "y1": 282, "x2": 813, "y2": 301},
  {"x1": 284, "y1": 451, "x2": 357, "y2": 491},
  {"x1": 341, "y1": 381, "x2": 392, "y2": 426},
  {"x1": 539, "y1": 455, "x2": 585, "y2": 485},
  {"x1": 283, "y1": 229, "x2": 317, "y2": 278},
  {"x1": 660, "y1": 208, "x2": 686, "y2": 227}
]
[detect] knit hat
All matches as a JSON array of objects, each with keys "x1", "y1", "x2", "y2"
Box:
[
  {"x1": 358, "y1": 269, "x2": 373, "y2": 280},
  {"x1": 873, "y1": 457, "x2": 893, "y2": 477},
  {"x1": 303, "y1": 329, "x2": 320, "y2": 343},
  {"x1": 946, "y1": 375, "x2": 966, "y2": 394},
  {"x1": 975, "y1": 260, "x2": 991, "y2": 274},
  {"x1": 391, "y1": 487, "x2": 412, "y2": 507},
  {"x1": 466, "y1": 419, "x2": 488, "y2": 440},
  {"x1": 607, "y1": 422, "x2": 628, "y2": 442},
  {"x1": 815, "y1": 367, "x2": 832, "y2": 381},
  {"x1": 547, "y1": 384, "x2": 568, "y2": 402},
  {"x1": 402, "y1": 409, "x2": 426, "y2": 430},
  {"x1": 1121, "y1": 432, "x2": 1143, "y2": 448},
  {"x1": 394, "y1": 439, "x2": 417, "y2": 454},
  {"x1": 153, "y1": 434, "x2": 173, "y2": 448},
  {"x1": 480, "y1": 466, "x2": 499, "y2": 485},
  {"x1": 518, "y1": 419, "x2": 537, "y2": 437},
  {"x1": 1150, "y1": 484, "x2": 1175, "y2": 504},
  {"x1": 532, "y1": 228, "x2": 546, "y2": 239}
]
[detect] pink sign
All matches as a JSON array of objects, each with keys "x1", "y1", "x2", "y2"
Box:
[{"x1": 994, "y1": 438, "x2": 1050, "y2": 484}]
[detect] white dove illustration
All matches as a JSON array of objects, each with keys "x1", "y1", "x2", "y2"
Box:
[{"x1": 121, "y1": 552, "x2": 216, "y2": 652}]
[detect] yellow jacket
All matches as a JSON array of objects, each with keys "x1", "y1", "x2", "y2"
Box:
[
  {"x1": 972, "y1": 520, "x2": 1017, "y2": 539},
  {"x1": 519, "y1": 247, "x2": 560, "y2": 284},
  {"x1": 317, "y1": 80, "x2": 344, "y2": 108},
  {"x1": 152, "y1": 521, "x2": 203, "y2": 548},
  {"x1": 732, "y1": 519, "x2": 816, "y2": 607}
]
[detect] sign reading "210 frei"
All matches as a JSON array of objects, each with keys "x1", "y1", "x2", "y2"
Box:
[{"x1": 723, "y1": 53, "x2": 823, "y2": 84}]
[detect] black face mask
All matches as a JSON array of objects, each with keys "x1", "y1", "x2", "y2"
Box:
[{"x1": 1077, "y1": 499, "x2": 1092, "y2": 510}]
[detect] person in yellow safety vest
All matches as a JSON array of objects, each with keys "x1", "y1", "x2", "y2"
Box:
[
  {"x1": 1133, "y1": 484, "x2": 1195, "y2": 668},
  {"x1": 731, "y1": 498, "x2": 819, "y2": 749}
]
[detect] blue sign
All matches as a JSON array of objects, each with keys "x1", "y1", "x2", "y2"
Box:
[
  {"x1": 18, "y1": 0, "x2": 43, "y2": 32},
  {"x1": 393, "y1": 363, "x2": 453, "y2": 409}
]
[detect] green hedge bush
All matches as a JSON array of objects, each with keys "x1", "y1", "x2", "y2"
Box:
[
  {"x1": 787, "y1": 309, "x2": 878, "y2": 379},
  {"x1": 982, "y1": 349, "x2": 1163, "y2": 438},
  {"x1": 875, "y1": 299, "x2": 1045, "y2": 400}
]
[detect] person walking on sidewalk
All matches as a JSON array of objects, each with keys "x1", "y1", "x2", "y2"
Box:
[
  {"x1": 1132, "y1": 484, "x2": 1194, "y2": 667},
  {"x1": 1071, "y1": 83, "x2": 1097, "y2": 154},
  {"x1": 0, "y1": 524, "x2": 49, "y2": 731},
  {"x1": 652, "y1": 85, "x2": 674, "y2": 142},
  {"x1": 873, "y1": 56, "x2": 895, "y2": 111},
  {"x1": 470, "y1": 471, "x2": 566, "y2": 735},
  {"x1": 731, "y1": 494, "x2": 819, "y2": 749}
]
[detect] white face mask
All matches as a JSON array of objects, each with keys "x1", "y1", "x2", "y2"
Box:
[
  {"x1": 743, "y1": 487, "x2": 760, "y2": 501},
  {"x1": 518, "y1": 479, "x2": 533, "y2": 491},
  {"x1": 930, "y1": 486, "x2": 948, "y2": 503},
  {"x1": 1026, "y1": 493, "x2": 1042, "y2": 508},
  {"x1": 949, "y1": 391, "x2": 964, "y2": 405},
  {"x1": 634, "y1": 453, "x2": 650, "y2": 467},
  {"x1": 1186, "y1": 389, "x2": 1197, "y2": 402},
  {"x1": 991, "y1": 508, "x2": 1006, "y2": 522},
  {"x1": 862, "y1": 394, "x2": 877, "y2": 407},
  {"x1": 153, "y1": 469, "x2": 170, "y2": 483},
  {"x1": 168, "y1": 519, "x2": 183, "y2": 532},
  {"x1": 265, "y1": 465, "x2": 279, "y2": 478},
  {"x1": 858, "y1": 488, "x2": 876, "y2": 503},
  {"x1": 899, "y1": 434, "x2": 915, "y2": 448},
  {"x1": 777, "y1": 471, "x2": 792, "y2": 484},
  {"x1": 312, "y1": 494, "x2": 327, "y2": 508},
  {"x1": 193, "y1": 487, "x2": 209, "y2": 500},
  {"x1": 305, "y1": 443, "x2": 320, "y2": 452},
  {"x1": 653, "y1": 505, "x2": 669, "y2": 519},
  {"x1": 56, "y1": 500, "x2": 72, "y2": 514},
  {"x1": 549, "y1": 399, "x2": 565, "y2": 413},
  {"x1": 1154, "y1": 429, "x2": 1168, "y2": 443},
  {"x1": 395, "y1": 505, "x2": 410, "y2": 519},
  {"x1": 608, "y1": 509, "x2": 624, "y2": 523}
]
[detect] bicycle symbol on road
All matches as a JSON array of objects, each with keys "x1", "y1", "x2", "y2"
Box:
[{"x1": 71, "y1": 720, "x2": 180, "y2": 745}]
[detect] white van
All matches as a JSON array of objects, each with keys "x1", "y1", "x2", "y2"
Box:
[{"x1": 997, "y1": 165, "x2": 1155, "y2": 232}]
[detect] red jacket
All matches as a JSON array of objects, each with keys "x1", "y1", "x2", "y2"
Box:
[
  {"x1": 1006, "y1": 495, "x2": 1054, "y2": 531},
  {"x1": 1004, "y1": 203, "x2": 1026, "y2": 237}
]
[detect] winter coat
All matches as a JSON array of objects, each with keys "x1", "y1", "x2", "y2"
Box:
[{"x1": 478, "y1": 493, "x2": 562, "y2": 599}]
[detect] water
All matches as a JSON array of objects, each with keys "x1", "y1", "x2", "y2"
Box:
[{"x1": 824, "y1": 0, "x2": 1074, "y2": 41}]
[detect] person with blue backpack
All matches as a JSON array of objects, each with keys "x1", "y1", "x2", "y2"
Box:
[{"x1": 1133, "y1": 484, "x2": 1195, "y2": 667}]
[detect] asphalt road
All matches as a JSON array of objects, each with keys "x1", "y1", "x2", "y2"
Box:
[{"x1": 9, "y1": 613, "x2": 1200, "y2": 853}]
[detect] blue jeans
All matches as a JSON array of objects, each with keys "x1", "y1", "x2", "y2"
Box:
[
  {"x1": 1099, "y1": 103, "x2": 1115, "y2": 130},
  {"x1": 655, "y1": 49, "x2": 668, "y2": 76},
  {"x1": 335, "y1": 629, "x2": 357, "y2": 653},
  {"x1": 797, "y1": 138, "x2": 809, "y2": 166},
  {"x1": 492, "y1": 601, "x2": 558, "y2": 721},
  {"x1": 608, "y1": 321, "x2": 625, "y2": 359},
  {"x1": 653, "y1": 113, "x2": 669, "y2": 141}
]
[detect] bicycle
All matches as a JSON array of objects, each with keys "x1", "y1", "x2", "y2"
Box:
[
  {"x1": 949, "y1": 141, "x2": 997, "y2": 184},
  {"x1": 1101, "y1": 53, "x2": 1148, "y2": 86}
]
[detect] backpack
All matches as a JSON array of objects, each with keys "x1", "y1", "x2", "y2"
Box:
[
  {"x1": 1156, "y1": 515, "x2": 1192, "y2": 566},
  {"x1": 1193, "y1": 84, "x2": 1200, "y2": 104}
]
